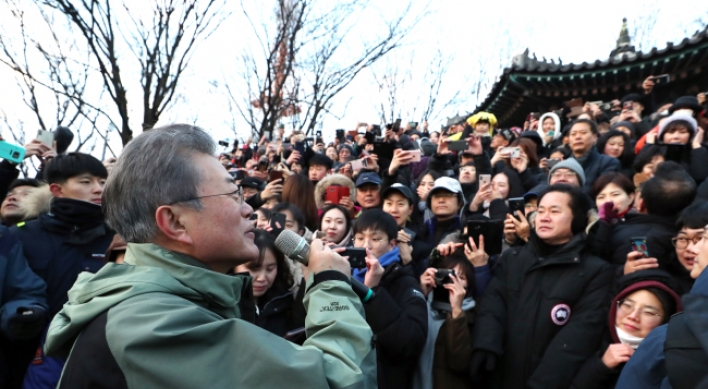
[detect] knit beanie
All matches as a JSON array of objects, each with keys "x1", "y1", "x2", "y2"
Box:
[
  {"x1": 549, "y1": 158, "x2": 586, "y2": 187},
  {"x1": 658, "y1": 112, "x2": 697, "y2": 141}
]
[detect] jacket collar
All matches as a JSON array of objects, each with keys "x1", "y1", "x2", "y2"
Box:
[
  {"x1": 528, "y1": 233, "x2": 587, "y2": 267},
  {"x1": 123, "y1": 243, "x2": 252, "y2": 319}
]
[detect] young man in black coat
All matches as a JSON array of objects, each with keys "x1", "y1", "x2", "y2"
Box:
[
  {"x1": 11, "y1": 153, "x2": 113, "y2": 389},
  {"x1": 352, "y1": 209, "x2": 428, "y2": 389},
  {"x1": 472, "y1": 184, "x2": 614, "y2": 389}
]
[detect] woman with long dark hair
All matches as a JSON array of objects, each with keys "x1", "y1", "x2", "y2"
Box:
[
  {"x1": 282, "y1": 174, "x2": 318, "y2": 232},
  {"x1": 235, "y1": 229, "x2": 301, "y2": 339}
]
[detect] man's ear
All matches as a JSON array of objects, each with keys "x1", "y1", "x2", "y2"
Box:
[
  {"x1": 155, "y1": 205, "x2": 193, "y2": 246},
  {"x1": 637, "y1": 197, "x2": 646, "y2": 213},
  {"x1": 390, "y1": 239, "x2": 397, "y2": 249},
  {"x1": 49, "y1": 183, "x2": 64, "y2": 198}
]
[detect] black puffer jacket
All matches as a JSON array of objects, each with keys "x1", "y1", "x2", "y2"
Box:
[
  {"x1": 608, "y1": 211, "x2": 677, "y2": 268},
  {"x1": 364, "y1": 261, "x2": 428, "y2": 389},
  {"x1": 573, "y1": 148, "x2": 621, "y2": 193},
  {"x1": 473, "y1": 233, "x2": 614, "y2": 389}
]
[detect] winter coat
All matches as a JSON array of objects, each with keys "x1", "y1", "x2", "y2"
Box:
[
  {"x1": 615, "y1": 269, "x2": 708, "y2": 389},
  {"x1": 364, "y1": 261, "x2": 428, "y2": 389},
  {"x1": 474, "y1": 232, "x2": 614, "y2": 389},
  {"x1": 640, "y1": 143, "x2": 708, "y2": 184},
  {"x1": 313, "y1": 174, "x2": 356, "y2": 210},
  {"x1": 571, "y1": 271, "x2": 682, "y2": 389},
  {"x1": 12, "y1": 199, "x2": 118, "y2": 389},
  {"x1": 0, "y1": 227, "x2": 47, "y2": 388},
  {"x1": 572, "y1": 148, "x2": 621, "y2": 193},
  {"x1": 255, "y1": 287, "x2": 303, "y2": 339},
  {"x1": 608, "y1": 211, "x2": 677, "y2": 269},
  {"x1": 44, "y1": 243, "x2": 378, "y2": 389}
]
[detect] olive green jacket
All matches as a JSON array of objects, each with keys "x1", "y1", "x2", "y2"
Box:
[{"x1": 45, "y1": 243, "x2": 377, "y2": 388}]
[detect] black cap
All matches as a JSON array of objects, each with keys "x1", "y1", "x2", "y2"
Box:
[
  {"x1": 382, "y1": 183, "x2": 414, "y2": 204},
  {"x1": 494, "y1": 128, "x2": 516, "y2": 142},
  {"x1": 670, "y1": 96, "x2": 703, "y2": 114}
]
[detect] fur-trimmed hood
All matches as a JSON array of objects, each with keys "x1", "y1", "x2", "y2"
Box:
[
  {"x1": 313, "y1": 174, "x2": 356, "y2": 210},
  {"x1": 20, "y1": 185, "x2": 52, "y2": 221}
]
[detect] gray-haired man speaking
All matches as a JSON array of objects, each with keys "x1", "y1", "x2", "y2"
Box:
[{"x1": 43, "y1": 124, "x2": 377, "y2": 388}]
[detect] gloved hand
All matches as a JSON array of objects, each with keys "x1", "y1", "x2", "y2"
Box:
[
  {"x1": 8, "y1": 306, "x2": 47, "y2": 340},
  {"x1": 470, "y1": 349, "x2": 498, "y2": 376}
]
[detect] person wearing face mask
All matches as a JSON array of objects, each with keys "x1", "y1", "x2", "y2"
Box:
[
  {"x1": 471, "y1": 184, "x2": 613, "y2": 389},
  {"x1": 316, "y1": 205, "x2": 352, "y2": 248},
  {"x1": 235, "y1": 229, "x2": 301, "y2": 340},
  {"x1": 571, "y1": 271, "x2": 681, "y2": 389},
  {"x1": 641, "y1": 112, "x2": 708, "y2": 184},
  {"x1": 616, "y1": 225, "x2": 708, "y2": 389},
  {"x1": 597, "y1": 130, "x2": 635, "y2": 179}
]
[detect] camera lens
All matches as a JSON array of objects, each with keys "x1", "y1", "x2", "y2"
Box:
[{"x1": 12, "y1": 152, "x2": 19, "y2": 158}]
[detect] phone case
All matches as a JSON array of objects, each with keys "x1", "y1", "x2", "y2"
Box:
[
  {"x1": 0, "y1": 141, "x2": 26, "y2": 164},
  {"x1": 631, "y1": 237, "x2": 649, "y2": 257}
]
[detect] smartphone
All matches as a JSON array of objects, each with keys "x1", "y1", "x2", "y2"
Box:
[
  {"x1": 372, "y1": 142, "x2": 395, "y2": 161},
  {"x1": 467, "y1": 219, "x2": 503, "y2": 255},
  {"x1": 263, "y1": 132, "x2": 271, "y2": 141},
  {"x1": 479, "y1": 174, "x2": 491, "y2": 187},
  {"x1": 546, "y1": 159, "x2": 560, "y2": 168},
  {"x1": 631, "y1": 236, "x2": 649, "y2": 257},
  {"x1": 336, "y1": 129, "x2": 345, "y2": 141},
  {"x1": 409, "y1": 149, "x2": 422, "y2": 163},
  {"x1": 257, "y1": 160, "x2": 268, "y2": 172},
  {"x1": 271, "y1": 155, "x2": 281, "y2": 164},
  {"x1": 341, "y1": 248, "x2": 367, "y2": 269},
  {"x1": 349, "y1": 158, "x2": 367, "y2": 171},
  {"x1": 402, "y1": 227, "x2": 417, "y2": 241},
  {"x1": 392, "y1": 118, "x2": 402, "y2": 133},
  {"x1": 324, "y1": 185, "x2": 350, "y2": 205},
  {"x1": 364, "y1": 132, "x2": 375, "y2": 144},
  {"x1": 282, "y1": 143, "x2": 293, "y2": 152},
  {"x1": 37, "y1": 129, "x2": 54, "y2": 147},
  {"x1": 448, "y1": 140, "x2": 468, "y2": 151},
  {"x1": 230, "y1": 170, "x2": 245, "y2": 180},
  {"x1": 269, "y1": 170, "x2": 283, "y2": 182},
  {"x1": 0, "y1": 141, "x2": 26, "y2": 164},
  {"x1": 623, "y1": 101, "x2": 633, "y2": 111},
  {"x1": 508, "y1": 197, "x2": 525, "y2": 220},
  {"x1": 270, "y1": 213, "x2": 287, "y2": 232},
  {"x1": 294, "y1": 141, "x2": 306, "y2": 157},
  {"x1": 652, "y1": 74, "x2": 670, "y2": 85},
  {"x1": 316, "y1": 131, "x2": 322, "y2": 138},
  {"x1": 501, "y1": 147, "x2": 521, "y2": 158}
]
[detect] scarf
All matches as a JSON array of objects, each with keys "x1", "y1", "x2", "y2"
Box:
[
  {"x1": 352, "y1": 246, "x2": 400, "y2": 282},
  {"x1": 49, "y1": 197, "x2": 104, "y2": 228},
  {"x1": 615, "y1": 326, "x2": 644, "y2": 349}
]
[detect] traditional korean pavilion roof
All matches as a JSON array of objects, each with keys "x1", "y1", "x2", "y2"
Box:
[{"x1": 466, "y1": 19, "x2": 708, "y2": 127}]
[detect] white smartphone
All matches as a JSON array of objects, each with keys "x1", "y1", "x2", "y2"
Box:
[
  {"x1": 350, "y1": 158, "x2": 367, "y2": 170},
  {"x1": 479, "y1": 174, "x2": 491, "y2": 187},
  {"x1": 37, "y1": 129, "x2": 54, "y2": 147}
]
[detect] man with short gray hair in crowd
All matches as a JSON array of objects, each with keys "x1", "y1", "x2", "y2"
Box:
[{"x1": 43, "y1": 124, "x2": 377, "y2": 389}]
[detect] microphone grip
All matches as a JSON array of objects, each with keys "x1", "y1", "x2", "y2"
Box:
[{"x1": 350, "y1": 277, "x2": 375, "y2": 303}]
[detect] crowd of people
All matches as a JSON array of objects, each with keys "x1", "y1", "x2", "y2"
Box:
[{"x1": 0, "y1": 77, "x2": 707, "y2": 389}]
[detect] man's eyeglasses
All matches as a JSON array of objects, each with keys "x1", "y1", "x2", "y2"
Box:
[
  {"x1": 672, "y1": 235, "x2": 704, "y2": 249},
  {"x1": 167, "y1": 186, "x2": 243, "y2": 206},
  {"x1": 431, "y1": 192, "x2": 456, "y2": 199}
]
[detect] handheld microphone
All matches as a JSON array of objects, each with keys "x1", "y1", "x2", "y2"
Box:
[{"x1": 274, "y1": 229, "x2": 373, "y2": 302}]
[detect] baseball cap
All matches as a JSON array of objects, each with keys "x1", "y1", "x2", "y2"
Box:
[
  {"x1": 355, "y1": 172, "x2": 382, "y2": 187},
  {"x1": 425, "y1": 177, "x2": 465, "y2": 210},
  {"x1": 382, "y1": 183, "x2": 414, "y2": 204}
]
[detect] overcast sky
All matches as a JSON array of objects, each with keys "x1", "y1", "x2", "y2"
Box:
[{"x1": 0, "y1": 0, "x2": 706, "y2": 155}]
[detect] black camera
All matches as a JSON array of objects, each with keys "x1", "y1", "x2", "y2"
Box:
[{"x1": 434, "y1": 269, "x2": 455, "y2": 287}]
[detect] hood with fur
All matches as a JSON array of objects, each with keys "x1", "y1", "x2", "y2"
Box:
[
  {"x1": 313, "y1": 174, "x2": 356, "y2": 210},
  {"x1": 538, "y1": 112, "x2": 561, "y2": 146},
  {"x1": 19, "y1": 185, "x2": 52, "y2": 221}
]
